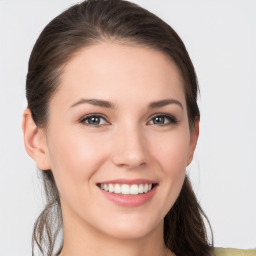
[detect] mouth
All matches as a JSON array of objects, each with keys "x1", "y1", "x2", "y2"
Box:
[
  {"x1": 97, "y1": 183, "x2": 157, "y2": 196},
  {"x1": 97, "y1": 179, "x2": 158, "y2": 207}
]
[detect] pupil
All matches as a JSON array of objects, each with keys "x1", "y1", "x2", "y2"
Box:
[
  {"x1": 89, "y1": 117, "x2": 99, "y2": 124},
  {"x1": 154, "y1": 116, "x2": 164, "y2": 124}
]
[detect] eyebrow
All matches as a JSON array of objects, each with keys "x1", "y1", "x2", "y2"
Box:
[
  {"x1": 149, "y1": 99, "x2": 183, "y2": 109},
  {"x1": 70, "y1": 98, "x2": 114, "y2": 109},
  {"x1": 70, "y1": 98, "x2": 183, "y2": 110}
]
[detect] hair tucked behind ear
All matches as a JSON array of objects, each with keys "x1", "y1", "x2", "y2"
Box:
[{"x1": 26, "y1": 0, "x2": 213, "y2": 255}]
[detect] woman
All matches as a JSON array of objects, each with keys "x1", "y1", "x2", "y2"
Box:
[{"x1": 22, "y1": 0, "x2": 215, "y2": 255}]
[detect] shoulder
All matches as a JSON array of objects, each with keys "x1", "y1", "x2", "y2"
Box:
[{"x1": 214, "y1": 247, "x2": 256, "y2": 256}]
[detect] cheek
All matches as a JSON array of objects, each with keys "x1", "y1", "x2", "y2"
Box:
[
  {"x1": 151, "y1": 130, "x2": 190, "y2": 203},
  {"x1": 152, "y1": 130, "x2": 190, "y2": 174},
  {"x1": 133, "y1": 130, "x2": 189, "y2": 222},
  {"x1": 46, "y1": 127, "x2": 109, "y2": 192}
]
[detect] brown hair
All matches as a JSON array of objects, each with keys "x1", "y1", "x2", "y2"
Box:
[{"x1": 26, "y1": 0, "x2": 213, "y2": 255}]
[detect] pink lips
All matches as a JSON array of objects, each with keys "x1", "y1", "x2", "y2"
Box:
[{"x1": 97, "y1": 179, "x2": 158, "y2": 207}]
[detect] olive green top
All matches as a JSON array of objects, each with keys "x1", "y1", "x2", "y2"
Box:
[
  {"x1": 55, "y1": 248, "x2": 256, "y2": 256},
  {"x1": 214, "y1": 248, "x2": 256, "y2": 256}
]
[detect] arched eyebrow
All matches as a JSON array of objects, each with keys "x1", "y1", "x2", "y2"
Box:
[
  {"x1": 69, "y1": 98, "x2": 183, "y2": 110},
  {"x1": 70, "y1": 98, "x2": 114, "y2": 109},
  {"x1": 149, "y1": 99, "x2": 183, "y2": 110}
]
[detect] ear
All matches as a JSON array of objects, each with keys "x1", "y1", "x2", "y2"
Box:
[
  {"x1": 22, "y1": 108, "x2": 51, "y2": 170},
  {"x1": 187, "y1": 117, "x2": 200, "y2": 166}
]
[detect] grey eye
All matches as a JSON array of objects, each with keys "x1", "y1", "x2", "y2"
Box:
[
  {"x1": 149, "y1": 115, "x2": 177, "y2": 126},
  {"x1": 81, "y1": 115, "x2": 108, "y2": 126},
  {"x1": 152, "y1": 116, "x2": 166, "y2": 124}
]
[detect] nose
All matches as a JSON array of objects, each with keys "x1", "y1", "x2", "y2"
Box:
[{"x1": 111, "y1": 125, "x2": 148, "y2": 169}]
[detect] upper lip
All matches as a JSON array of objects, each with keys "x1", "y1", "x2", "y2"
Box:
[{"x1": 97, "y1": 179, "x2": 158, "y2": 185}]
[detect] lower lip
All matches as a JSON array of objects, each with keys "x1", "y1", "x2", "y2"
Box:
[{"x1": 99, "y1": 186, "x2": 157, "y2": 207}]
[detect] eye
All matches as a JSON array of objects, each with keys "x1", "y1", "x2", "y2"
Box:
[
  {"x1": 80, "y1": 114, "x2": 109, "y2": 126},
  {"x1": 148, "y1": 114, "x2": 177, "y2": 126}
]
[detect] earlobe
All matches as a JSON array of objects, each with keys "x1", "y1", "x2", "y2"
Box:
[
  {"x1": 187, "y1": 118, "x2": 200, "y2": 166},
  {"x1": 22, "y1": 108, "x2": 51, "y2": 170}
]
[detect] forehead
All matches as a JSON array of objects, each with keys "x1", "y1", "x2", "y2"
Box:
[{"x1": 53, "y1": 42, "x2": 186, "y2": 108}]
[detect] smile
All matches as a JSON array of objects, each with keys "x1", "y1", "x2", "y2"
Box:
[
  {"x1": 98, "y1": 183, "x2": 154, "y2": 195},
  {"x1": 97, "y1": 180, "x2": 158, "y2": 207}
]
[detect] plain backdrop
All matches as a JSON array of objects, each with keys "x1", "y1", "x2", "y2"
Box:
[{"x1": 0, "y1": 0, "x2": 255, "y2": 255}]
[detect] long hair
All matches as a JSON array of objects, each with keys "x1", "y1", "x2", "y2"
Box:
[{"x1": 26, "y1": 1, "x2": 213, "y2": 255}]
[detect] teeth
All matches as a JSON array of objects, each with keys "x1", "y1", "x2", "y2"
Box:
[
  {"x1": 138, "y1": 184, "x2": 144, "y2": 193},
  {"x1": 143, "y1": 184, "x2": 149, "y2": 193},
  {"x1": 130, "y1": 184, "x2": 138, "y2": 195},
  {"x1": 109, "y1": 184, "x2": 114, "y2": 193},
  {"x1": 99, "y1": 183, "x2": 154, "y2": 195},
  {"x1": 121, "y1": 184, "x2": 130, "y2": 195},
  {"x1": 114, "y1": 184, "x2": 121, "y2": 194}
]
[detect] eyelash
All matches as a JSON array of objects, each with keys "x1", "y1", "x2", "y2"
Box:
[
  {"x1": 80, "y1": 114, "x2": 109, "y2": 126},
  {"x1": 79, "y1": 113, "x2": 178, "y2": 127},
  {"x1": 148, "y1": 114, "x2": 178, "y2": 126}
]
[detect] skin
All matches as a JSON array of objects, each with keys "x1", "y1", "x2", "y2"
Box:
[{"x1": 23, "y1": 42, "x2": 199, "y2": 256}]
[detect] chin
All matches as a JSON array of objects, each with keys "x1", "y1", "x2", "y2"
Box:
[{"x1": 98, "y1": 215, "x2": 163, "y2": 241}]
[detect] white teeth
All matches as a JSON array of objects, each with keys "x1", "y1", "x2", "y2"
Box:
[
  {"x1": 130, "y1": 184, "x2": 138, "y2": 195},
  {"x1": 99, "y1": 183, "x2": 154, "y2": 195},
  {"x1": 114, "y1": 184, "x2": 121, "y2": 194},
  {"x1": 121, "y1": 184, "x2": 130, "y2": 195},
  {"x1": 109, "y1": 184, "x2": 114, "y2": 193},
  {"x1": 138, "y1": 184, "x2": 144, "y2": 193},
  {"x1": 143, "y1": 184, "x2": 149, "y2": 193}
]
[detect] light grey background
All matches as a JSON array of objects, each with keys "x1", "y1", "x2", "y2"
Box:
[{"x1": 0, "y1": 0, "x2": 255, "y2": 255}]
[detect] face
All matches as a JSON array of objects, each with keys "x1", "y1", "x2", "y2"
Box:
[{"x1": 39, "y1": 42, "x2": 198, "y2": 240}]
